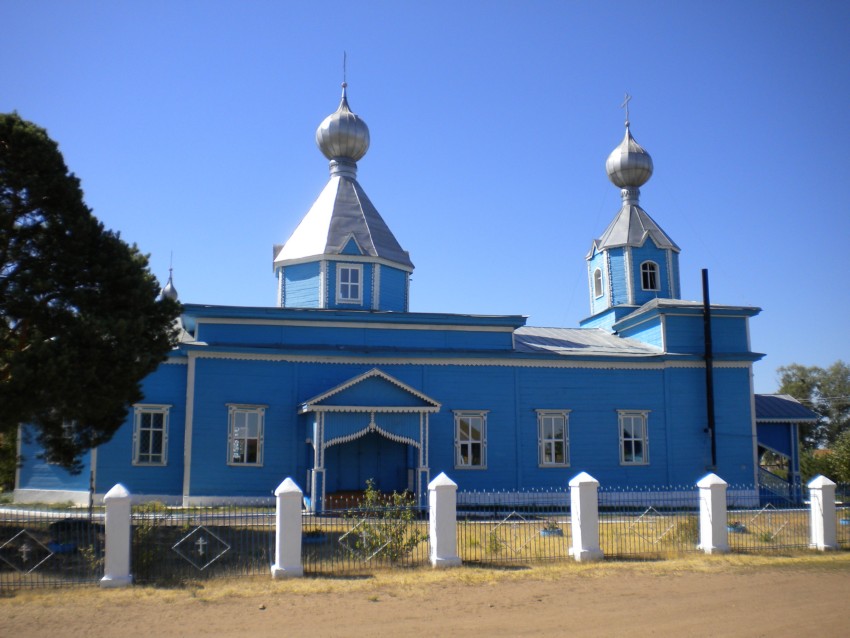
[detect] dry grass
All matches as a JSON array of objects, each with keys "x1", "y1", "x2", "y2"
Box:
[{"x1": 3, "y1": 550, "x2": 848, "y2": 608}]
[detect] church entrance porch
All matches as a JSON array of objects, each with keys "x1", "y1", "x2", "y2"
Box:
[{"x1": 299, "y1": 369, "x2": 441, "y2": 511}]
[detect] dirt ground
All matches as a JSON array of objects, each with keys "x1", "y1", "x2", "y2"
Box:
[{"x1": 3, "y1": 555, "x2": 849, "y2": 637}]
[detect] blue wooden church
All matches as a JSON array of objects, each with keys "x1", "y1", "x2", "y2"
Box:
[{"x1": 15, "y1": 86, "x2": 813, "y2": 506}]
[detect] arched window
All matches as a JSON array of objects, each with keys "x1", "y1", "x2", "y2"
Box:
[
  {"x1": 593, "y1": 268, "x2": 604, "y2": 298},
  {"x1": 640, "y1": 261, "x2": 659, "y2": 291}
]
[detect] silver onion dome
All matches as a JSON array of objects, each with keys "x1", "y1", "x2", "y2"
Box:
[
  {"x1": 158, "y1": 269, "x2": 178, "y2": 302},
  {"x1": 315, "y1": 83, "x2": 370, "y2": 174},
  {"x1": 605, "y1": 124, "x2": 653, "y2": 189}
]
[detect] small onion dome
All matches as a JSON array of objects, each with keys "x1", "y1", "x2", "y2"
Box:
[
  {"x1": 605, "y1": 124, "x2": 653, "y2": 188},
  {"x1": 158, "y1": 270, "x2": 178, "y2": 302},
  {"x1": 315, "y1": 83, "x2": 370, "y2": 163}
]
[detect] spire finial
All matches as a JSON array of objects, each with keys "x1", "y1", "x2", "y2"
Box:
[
  {"x1": 620, "y1": 92, "x2": 632, "y2": 128},
  {"x1": 342, "y1": 51, "x2": 347, "y2": 90}
]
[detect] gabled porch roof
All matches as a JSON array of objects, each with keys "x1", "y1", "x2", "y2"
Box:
[{"x1": 299, "y1": 368, "x2": 441, "y2": 414}]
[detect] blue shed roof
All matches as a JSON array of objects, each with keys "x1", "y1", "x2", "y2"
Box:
[{"x1": 755, "y1": 394, "x2": 819, "y2": 423}]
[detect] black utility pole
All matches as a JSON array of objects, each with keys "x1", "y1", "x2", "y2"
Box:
[{"x1": 702, "y1": 269, "x2": 717, "y2": 469}]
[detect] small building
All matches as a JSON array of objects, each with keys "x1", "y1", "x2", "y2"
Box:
[{"x1": 17, "y1": 86, "x2": 782, "y2": 506}]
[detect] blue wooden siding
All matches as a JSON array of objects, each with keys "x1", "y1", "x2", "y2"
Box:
[
  {"x1": 194, "y1": 322, "x2": 516, "y2": 351},
  {"x1": 620, "y1": 318, "x2": 664, "y2": 348},
  {"x1": 283, "y1": 262, "x2": 321, "y2": 308},
  {"x1": 94, "y1": 362, "x2": 188, "y2": 496},
  {"x1": 379, "y1": 266, "x2": 408, "y2": 312},
  {"x1": 630, "y1": 244, "x2": 670, "y2": 306},
  {"x1": 608, "y1": 248, "x2": 628, "y2": 306},
  {"x1": 17, "y1": 427, "x2": 92, "y2": 492},
  {"x1": 757, "y1": 424, "x2": 793, "y2": 457},
  {"x1": 663, "y1": 315, "x2": 751, "y2": 355},
  {"x1": 670, "y1": 252, "x2": 681, "y2": 298},
  {"x1": 340, "y1": 237, "x2": 363, "y2": 255}
]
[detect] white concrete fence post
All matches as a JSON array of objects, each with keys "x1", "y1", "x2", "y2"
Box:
[
  {"x1": 808, "y1": 475, "x2": 838, "y2": 551},
  {"x1": 428, "y1": 472, "x2": 461, "y2": 568},
  {"x1": 100, "y1": 483, "x2": 133, "y2": 588},
  {"x1": 697, "y1": 473, "x2": 729, "y2": 554},
  {"x1": 568, "y1": 472, "x2": 603, "y2": 562},
  {"x1": 271, "y1": 478, "x2": 304, "y2": 578}
]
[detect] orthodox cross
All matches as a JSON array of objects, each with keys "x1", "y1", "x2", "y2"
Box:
[
  {"x1": 195, "y1": 535, "x2": 207, "y2": 557},
  {"x1": 621, "y1": 92, "x2": 632, "y2": 125}
]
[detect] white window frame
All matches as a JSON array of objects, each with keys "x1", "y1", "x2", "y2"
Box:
[
  {"x1": 640, "y1": 261, "x2": 660, "y2": 291},
  {"x1": 618, "y1": 410, "x2": 649, "y2": 465},
  {"x1": 454, "y1": 410, "x2": 487, "y2": 469},
  {"x1": 336, "y1": 263, "x2": 363, "y2": 304},
  {"x1": 537, "y1": 410, "x2": 570, "y2": 467},
  {"x1": 593, "y1": 268, "x2": 604, "y2": 298},
  {"x1": 227, "y1": 404, "x2": 266, "y2": 467},
  {"x1": 132, "y1": 404, "x2": 170, "y2": 466}
]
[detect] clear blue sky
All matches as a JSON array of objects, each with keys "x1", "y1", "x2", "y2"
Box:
[{"x1": 3, "y1": 1, "x2": 848, "y2": 393}]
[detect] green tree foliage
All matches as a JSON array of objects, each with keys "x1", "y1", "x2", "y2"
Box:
[
  {"x1": 0, "y1": 113, "x2": 180, "y2": 473},
  {"x1": 777, "y1": 361, "x2": 850, "y2": 448}
]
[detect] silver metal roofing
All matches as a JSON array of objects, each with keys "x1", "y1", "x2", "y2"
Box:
[
  {"x1": 316, "y1": 83, "x2": 370, "y2": 164},
  {"x1": 755, "y1": 394, "x2": 819, "y2": 423},
  {"x1": 514, "y1": 326, "x2": 662, "y2": 357},
  {"x1": 591, "y1": 202, "x2": 680, "y2": 254},
  {"x1": 606, "y1": 124, "x2": 653, "y2": 188},
  {"x1": 274, "y1": 85, "x2": 413, "y2": 270},
  {"x1": 158, "y1": 269, "x2": 178, "y2": 302}
]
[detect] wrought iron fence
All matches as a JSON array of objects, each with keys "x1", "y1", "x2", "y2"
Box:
[
  {"x1": 456, "y1": 489, "x2": 571, "y2": 564},
  {"x1": 0, "y1": 505, "x2": 103, "y2": 589},
  {"x1": 598, "y1": 486, "x2": 702, "y2": 558},
  {"x1": 726, "y1": 484, "x2": 810, "y2": 552},
  {"x1": 302, "y1": 495, "x2": 430, "y2": 574},
  {"x1": 130, "y1": 502, "x2": 274, "y2": 585},
  {"x1": 835, "y1": 483, "x2": 850, "y2": 549}
]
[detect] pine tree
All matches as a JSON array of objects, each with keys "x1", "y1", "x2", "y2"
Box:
[{"x1": 1, "y1": 113, "x2": 180, "y2": 472}]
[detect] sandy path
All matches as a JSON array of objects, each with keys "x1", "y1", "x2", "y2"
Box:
[{"x1": 4, "y1": 564, "x2": 848, "y2": 637}]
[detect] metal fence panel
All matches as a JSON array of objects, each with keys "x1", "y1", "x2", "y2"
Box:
[
  {"x1": 726, "y1": 484, "x2": 811, "y2": 552},
  {"x1": 598, "y1": 486, "x2": 701, "y2": 559},
  {"x1": 302, "y1": 496, "x2": 430, "y2": 574},
  {"x1": 456, "y1": 490, "x2": 571, "y2": 564},
  {"x1": 131, "y1": 503, "x2": 274, "y2": 585},
  {"x1": 0, "y1": 506, "x2": 103, "y2": 589}
]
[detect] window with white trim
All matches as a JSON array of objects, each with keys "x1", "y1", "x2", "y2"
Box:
[
  {"x1": 593, "y1": 268, "x2": 604, "y2": 298},
  {"x1": 227, "y1": 404, "x2": 265, "y2": 466},
  {"x1": 537, "y1": 410, "x2": 570, "y2": 466},
  {"x1": 619, "y1": 410, "x2": 649, "y2": 465},
  {"x1": 133, "y1": 405, "x2": 170, "y2": 465},
  {"x1": 454, "y1": 411, "x2": 487, "y2": 469},
  {"x1": 640, "y1": 261, "x2": 659, "y2": 291},
  {"x1": 336, "y1": 264, "x2": 363, "y2": 304}
]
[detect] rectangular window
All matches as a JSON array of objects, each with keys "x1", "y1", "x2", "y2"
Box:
[
  {"x1": 227, "y1": 404, "x2": 266, "y2": 466},
  {"x1": 537, "y1": 410, "x2": 570, "y2": 466},
  {"x1": 619, "y1": 410, "x2": 649, "y2": 465},
  {"x1": 641, "y1": 262, "x2": 659, "y2": 291},
  {"x1": 133, "y1": 405, "x2": 170, "y2": 465},
  {"x1": 336, "y1": 264, "x2": 363, "y2": 304},
  {"x1": 454, "y1": 411, "x2": 487, "y2": 469}
]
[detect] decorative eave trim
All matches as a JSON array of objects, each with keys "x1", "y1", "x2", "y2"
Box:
[
  {"x1": 324, "y1": 421, "x2": 421, "y2": 450},
  {"x1": 304, "y1": 405, "x2": 440, "y2": 414},
  {"x1": 299, "y1": 367, "x2": 441, "y2": 412},
  {"x1": 163, "y1": 357, "x2": 189, "y2": 365},
  {"x1": 274, "y1": 254, "x2": 414, "y2": 274}
]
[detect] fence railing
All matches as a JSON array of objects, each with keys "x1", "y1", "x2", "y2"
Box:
[
  {"x1": 456, "y1": 489, "x2": 571, "y2": 563},
  {"x1": 3, "y1": 473, "x2": 846, "y2": 589},
  {"x1": 0, "y1": 506, "x2": 104, "y2": 589},
  {"x1": 598, "y1": 486, "x2": 701, "y2": 558},
  {"x1": 130, "y1": 502, "x2": 275, "y2": 585},
  {"x1": 301, "y1": 499, "x2": 430, "y2": 574}
]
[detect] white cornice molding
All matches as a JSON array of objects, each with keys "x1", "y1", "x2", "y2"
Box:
[{"x1": 190, "y1": 350, "x2": 753, "y2": 370}]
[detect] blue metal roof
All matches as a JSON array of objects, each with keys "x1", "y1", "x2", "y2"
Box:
[{"x1": 755, "y1": 394, "x2": 819, "y2": 423}]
